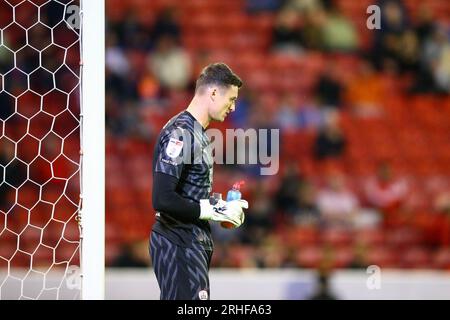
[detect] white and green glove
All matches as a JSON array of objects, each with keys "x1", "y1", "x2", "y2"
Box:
[{"x1": 199, "y1": 199, "x2": 248, "y2": 228}]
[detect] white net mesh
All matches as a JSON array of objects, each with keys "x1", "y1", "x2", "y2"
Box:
[{"x1": 0, "y1": 0, "x2": 81, "y2": 300}]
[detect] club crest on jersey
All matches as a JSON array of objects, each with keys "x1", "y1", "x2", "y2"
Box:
[
  {"x1": 198, "y1": 290, "x2": 208, "y2": 300},
  {"x1": 166, "y1": 138, "x2": 183, "y2": 158}
]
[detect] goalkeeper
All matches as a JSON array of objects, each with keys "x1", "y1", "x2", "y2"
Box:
[{"x1": 149, "y1": 63, "x2": 248, "y2": 300}]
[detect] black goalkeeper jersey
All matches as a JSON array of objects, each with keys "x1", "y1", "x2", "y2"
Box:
[{"x1": 151, "y1": 110, "x2": 214, "y2": 250}]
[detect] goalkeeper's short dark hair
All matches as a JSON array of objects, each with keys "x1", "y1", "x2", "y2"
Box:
[{"x1": 195, "y1": 63, "x2": 243, "y2": 93}]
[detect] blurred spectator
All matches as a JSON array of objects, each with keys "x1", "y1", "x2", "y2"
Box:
[
  {"x1": 291, "y1": 180, "x2": 320, "y2": 225},
  {"x1": 138, "y1": 71, "x2": 161, "y2": 101},
  {"x1": 0, "y1": 140, "x2": 27, "y2": 211},
  {"x1": 308, "y1": 270, "x2": 338, "y2": 300},
  {"x1": 344, "y1": 58, "x2": 384, "y2": 117},
  {"x1": 241, "y1": 181, "x2": 275, "y2": 245},
  {"x1": 276, "y1": 94, "x2": 302, "y2": 130},
  {"x1": 396, "y1": 30, "x2": 420, "y2": 73},
  {"x1": 0, "y1": 142, "x2": 12, "y2": 211},
  {"x1": 365, "y1": 162, "x2": 409, "y2": 215},
  {"x1": 349, "y1": 243, "x2": 369, "y2": 269},
  {"x1": 256, "y1": 235, "x2": 287, "y2": 268},
  {"x1": 106, "y1": 33, "x2": 130, "y2": 76},
  {"x1": 414, "y1": 5, "x2": 436, "y2": 46},
  {"x1": 246, "y1": 0, "x2": 283, "y2": 13},
  {"x1": 272, "y1": 9, "x2": 304, "y2": 54},
  {"x1": 321, "y1": 5, "x2": 358, "y2": 52},
  {"x1": 275, "y1": 164, "x2": 303, "y2": 214},
  {"x1": 40, "y1": 1, "x2": 65, "y2": 28},
  {"x1": 433, "y1": 189, "x2": 450, "y2": 246},
  {"x1": 148, "y1": 35, "x2": 192, "y2": 90},
  {"x1": 276, "y1": 95, "x2": 326, "y2": 131},
  {"x1": 373, "y1": 0, "x2": 409, "y2": 68},
  {"x1": 301, "y1": 6, "x2": 327, "y2": 50},
  {"x1": 408, "y1": 5, "x2": 440, "y2": 93},
  {"x1": 316, "y1": 171, "x2": 359, "y2": 228},
  {"x1": 112, "y1": 240, "x2": 150, "y2": 268},
  {"x1": 434, "y1": 190, "x2": 450, "y2": 214},
  {"x1": 315, "y1": 63, "x2": 343, "y2": 108},
  {"x1": 151, "y1": 7, "x2": 181, "y2": 44},
  {"x1": 422, "y1": 26, "x2": 450, "y2": 93},
  {"x1": 313, "y1": 111, "x2": 346, "y2": 160},
  {"x1": 229, "y1": 88, "x2": 255, "y2": 128},
  {"x1": 299, "y1": 99, "x2": 325, "y2": 130},
  {"x1": 0, "y1": 93, "x2": 14, "y2": 121},
  {"x1": 106, "y1": 66, "x2": 140, "y2": 103},
  {"x1": 111, "y1": 10, "x2": 152, "y2": 50},
  {"x1": 282, "y1": 0, "x2": 322, "y2": 13}
]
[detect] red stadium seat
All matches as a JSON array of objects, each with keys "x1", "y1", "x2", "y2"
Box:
[
  {"x1": 365, "y1": 245, "x2": 399, "y2": 268},
  {"x1": 402, "y1": 246, "x2": 432, "y2": 269},
  {"x1": 286, "y1": 226, "x2": 319, "y2": 247},
  {"x1": 321, "y1": 227, "x2": 353, "y2": 247},
  {"x1": 296, "y1": 245, "x2": 324, "y2": 269}
]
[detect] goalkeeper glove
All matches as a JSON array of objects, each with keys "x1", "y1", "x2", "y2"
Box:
[{"x1": 199, "y1": 198, "x2": 248, "y2": 228}]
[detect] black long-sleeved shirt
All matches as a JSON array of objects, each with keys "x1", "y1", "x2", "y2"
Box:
[{"x1": 151, "y1": 110, "x2": 214, "y2": 250}]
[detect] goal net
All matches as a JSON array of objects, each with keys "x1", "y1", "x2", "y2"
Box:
[{"x1": 0, "y1": 0, "x2": 96, "y2": 300}]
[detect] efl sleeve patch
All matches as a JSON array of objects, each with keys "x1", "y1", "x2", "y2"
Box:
[{"x1": 165, "y1": 138, "x2": 184, "y2": 158}]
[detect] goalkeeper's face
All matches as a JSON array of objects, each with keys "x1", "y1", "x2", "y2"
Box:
[{"x1": 209, "y1": 85, "x2": 239, "y2": 122}]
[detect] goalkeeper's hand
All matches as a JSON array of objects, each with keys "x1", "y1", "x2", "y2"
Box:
[{"x1": 199, "y1": 199, "x2": 248, "y2": 228}]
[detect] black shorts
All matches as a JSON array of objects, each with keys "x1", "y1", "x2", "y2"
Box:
[{"x1": 150, "y1": 231, "x2": 213, "y2": 300}]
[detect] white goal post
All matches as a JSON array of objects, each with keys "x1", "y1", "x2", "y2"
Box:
[
  {"x1": 80, "y1": 0, "x2": 105, "y2": 300},
  {"x1": 0, "y1": 0, "x2": 105, "y2": 300}
]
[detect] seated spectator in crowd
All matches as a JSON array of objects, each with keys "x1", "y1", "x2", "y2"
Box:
[
  {"x1": 365, "y1": 162, "x2": 409, "y2": 215},
  {"x1": 256, "y1": 236, "x2": 288, "y2": 268},
  {"x1": 112, "y1": 240, "x2": 150, "y2": 268},
  {"x1": 241, "y1": 182, "x2": 275, "y2": 246},
  {"x1": 282, "y1": 0, "x2": 322, "y2": 13},
  {"x1": 396, "y1": 29, "x2": 420, "y2": 73},
  {"x1": 106, "y1": 33, "x2": 130, "y2": 77},
  {"x1": 408, "y1": 5, "x2": 440, "y2": 93},
  {"x1": 301, "y1": 6, "x2": 327, "y2": 50},
  {"x1": 276, "y1": 94, "x2": 302, "y2": 130},
  {"x1": 316, "y1": 171, "x2": 359, "y2": 229},
  {"x1": 246, "y1": 0, "x2": 283, "y2": 13},
  {"x1": 275, "y1": 164, "x2": 304, "y2": 215},
  {"x1": 308, "y1": 270, "x2": 339, "y2": 300},
  {"x1": 151, "y1": 7, "x2": 181, "y2": 45},
  {"x1": 321, "y1": 4, "x2": 358, "y2": 52},
  {"x1": 0, "y1": 140, "x2": 16, "y2": 212},
  {"x1": 291, "y1": 180, "x2": 320, "y2": 225},
  {"x1": 0, "y1": 140, "x2": 27, "y2": 194},
  {"x1": 349, "y1": 243, "x2": 369, "y2": 269},
  {"x1": 115, "y1": 10, "x2": 152, "y2": 50},
  {"x1": 373, "y1": 0, "x2": 409, "y2": 68},
  {"x1": 313, "y1": 111, "x2": 346, "y2": 160},
  {"x1": 148, "y1": 35, "x2": 192, "y2": 91},
  {"x1": 271, "y1": 9, "x2": 304, "y2": 54},
  {"x1": 228, "y1": 88, "x2": 254, "y2": 128},
  {"x1": 422, "y1": 26, "x2": 450, "y2": 93},
  {"x1": 298, "y1": 98, "x2": 326, "y2": 130},
  {"x1": 0, "y1": 91, "x2": 14, "y2": 122},
  {"x1": 344, "y1": 58, "x2": 384, "y2": 117},
  {"x1": 414, "y1": 4, "x2": 436, "y2": 46},
  {"x1": 315, "y1": 62, "x2": 343, "y2": 109},
  {"x1": 433, "y1": 189, "x2": 450, "y2": 246}
]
